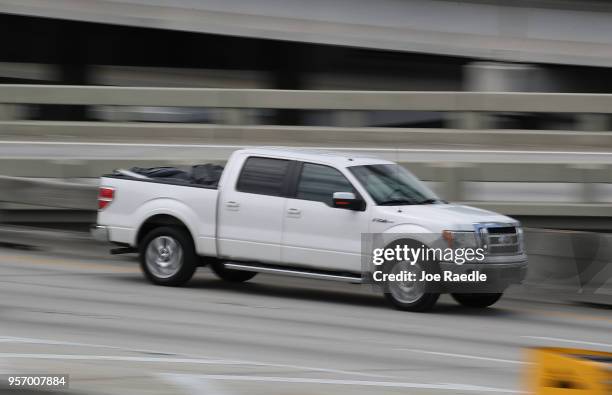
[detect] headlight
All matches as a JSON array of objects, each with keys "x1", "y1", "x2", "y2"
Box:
[
  {"x1": 516, "y1": 226, "x2": 525, "y2": 252},
  {"x1": 442, "y1": 230, "x2": 479, "y2": 249}
]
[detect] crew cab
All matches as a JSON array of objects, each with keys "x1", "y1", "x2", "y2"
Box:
[{"x1": 92, "y1": 148, "x2": 527, "y2": 311}]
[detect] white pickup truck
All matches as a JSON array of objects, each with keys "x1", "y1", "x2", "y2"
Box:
[{"x1": 92, "y1": 148, "x2": 527, "y2": 311}]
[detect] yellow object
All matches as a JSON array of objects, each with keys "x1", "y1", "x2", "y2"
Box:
[{"x1": 526, "y1": 347, "x2": 612, "y2": 394}]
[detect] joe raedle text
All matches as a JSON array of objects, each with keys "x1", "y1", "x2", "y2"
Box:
[{"x1": 373, "y1": 269, "x2": 487, "y2": 283}]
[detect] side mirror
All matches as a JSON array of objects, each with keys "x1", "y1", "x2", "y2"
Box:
[{"x1": 333, "y1": 192, "x2": 364, "y2": 211}]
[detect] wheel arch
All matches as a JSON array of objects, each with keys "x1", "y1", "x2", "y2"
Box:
[
  {"x1": 378, "y1": 224, "x2": 440, "y2": 251},
  {"x1": 137, "y1": 214, "x2": 194, "y2": 247}
]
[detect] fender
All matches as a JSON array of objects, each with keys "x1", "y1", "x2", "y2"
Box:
[
  {"x1": 133, "y1": 197, "x2": 200, "y2": 247},
  {"x1": 378, "y1": 223, "x2": 439, "y2": 249}
]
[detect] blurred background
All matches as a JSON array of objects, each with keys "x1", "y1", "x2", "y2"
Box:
[{"x1": 0, "y1": 1, "x2": 611, "y2": 394}]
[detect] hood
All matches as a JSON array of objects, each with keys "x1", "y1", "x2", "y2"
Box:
[{"x1": 377, "y1": 203, "x2": 517, "y2": 232}]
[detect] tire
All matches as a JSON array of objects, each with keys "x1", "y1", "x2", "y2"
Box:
[
  {"x1": 452, "y1": 292, "x2": 503, "y2": 308},
  {"x1": 211, "y1": 263, "x2": 257, "y2": 283},
  {"x1": 139, "y1": 226, "x2": 197, "y2": 286},
  {"x1": 382, "y1": 259, "x2": 440, "y2": 312}
]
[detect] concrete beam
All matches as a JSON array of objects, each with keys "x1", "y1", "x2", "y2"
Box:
[
  {"x1": 2, "y1": 122, "x2": 612, "y2": 150},
  {"x1": 3, "y1": 85, "x2": 612, "y2": 113},
  {"x1": 3, "y1": 0, "x2": 612, "y2": 67}
]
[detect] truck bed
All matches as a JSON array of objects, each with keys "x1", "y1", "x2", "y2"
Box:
[
  {"x1": 107, "y1": 164, "x2": 224, "y2": 189},
  {"x1": 98, "y1": 171, "x2": 220, "y2": 256},
  {"x1": 104, "y1": 174, "x2": 219, "y2": 189}
]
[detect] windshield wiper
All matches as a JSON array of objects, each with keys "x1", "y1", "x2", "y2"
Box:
[
  {"x1": 378, "y1": 199, "x2": 417, "y2": 206},
  {"x1": 414, "y1": 198, "x2": 445, "y2": 205}
]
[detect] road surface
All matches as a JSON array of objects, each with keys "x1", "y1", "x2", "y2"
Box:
[{"x1": 0, "y1": 229, "x2": 611, "y2": 395}]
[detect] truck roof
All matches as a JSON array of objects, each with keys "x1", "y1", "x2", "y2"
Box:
[{"x1": 236, "y1": 147, "x2": 394, "y2": 167}]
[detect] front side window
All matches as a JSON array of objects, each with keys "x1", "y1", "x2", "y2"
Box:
[
  {"x1": 297, "y1": 163, "x2": 355, "y2": 206},
  {"x1": 349, "y1": 164, "x2": 442, "y2": 205},
  {"x1": 236, "y1": 157, "x2": 290, "y2": 196}
]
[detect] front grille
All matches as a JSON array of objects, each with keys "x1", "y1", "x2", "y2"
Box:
[
  {"x1": 487, "y1": 227, "x2": 516, "y2": 235},
  {"x1": 477, "y1": 224, "x2": 522, "y2": 255}
]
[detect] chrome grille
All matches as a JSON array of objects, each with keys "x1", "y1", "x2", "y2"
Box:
[{"x1": 476, "y1": 224, "x2": 523, "y2": 255}]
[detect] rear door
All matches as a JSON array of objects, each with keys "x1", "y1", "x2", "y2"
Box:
[
  {"x1": 217, "y1": 156, "x2": 293, "y2": 263},
  {"x1": 281, "y1": 162, "x2": 370, "y2": 272}
]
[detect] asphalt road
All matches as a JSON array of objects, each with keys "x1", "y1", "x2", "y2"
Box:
[{"x1": 0, "y1": 230, "x2": 611, "y2": 395}]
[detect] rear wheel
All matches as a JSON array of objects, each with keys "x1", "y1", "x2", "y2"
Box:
[
  {"x1": 140, "y1": 226, "x2": 197, "y2": 286},
  {"x1": 451, "y1": 292, "x2": 503, "y2": 308},
  {"x1": 211, "y1": 263, "x2": 257, "y2": 283}
]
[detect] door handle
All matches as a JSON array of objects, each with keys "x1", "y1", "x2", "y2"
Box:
[
  {"x1": 287, "y1": 208, "x2": 301, "y2": 216},
  {"x1": 226, "y1": 201, "x2": 240, "y2": 208}
]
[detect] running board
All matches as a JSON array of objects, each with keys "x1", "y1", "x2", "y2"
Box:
[{"x1": 223, "y1": 262, "x2": 363, "y2": 283}]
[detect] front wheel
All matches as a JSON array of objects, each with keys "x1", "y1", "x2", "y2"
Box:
[
  {"x1": 451, "y1": 292, "x2": 503, "y2": 308},
  {"x1": 383, "y1": 260, "x2": 439, "y2": 312},
  {"x1": 140, "y1": 226, "x2": 197, "y2": 286}
]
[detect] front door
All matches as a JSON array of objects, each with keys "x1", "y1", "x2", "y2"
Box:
[{"x1": 282, "y1": 162, "x2": 369, "y2": 272}]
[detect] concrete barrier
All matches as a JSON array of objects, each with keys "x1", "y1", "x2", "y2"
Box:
[
  {"x1": 2, "y1": 173, "x2": 612, "y2": 230},
  {"x1": 2, "y1": 85, "x2": 612, "y2": 113},
  {"x1": 524, "y1": 228, "x2": 612, "y2": 305},
  {"x1": 2, "y1": 121, "x2": 612, "y2": 149},
  {"x1": 0, "y1": 176, "x2": 97, "y2": 210}
]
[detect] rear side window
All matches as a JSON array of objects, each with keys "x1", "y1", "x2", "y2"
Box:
[
  {"x1": 236, "y1": 157, "x2": 291, "y2": 196},
  {"x1": 297, "y1": 163, "x2": 355, "y2": 206}
]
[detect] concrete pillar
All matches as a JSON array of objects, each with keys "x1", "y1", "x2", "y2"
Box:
[
  {"x1": 461, "y1": 62, "x2": 546, "y2": 130},
  {"x1": 464, "y1": 61, "x2": 542, "y2": 92}
]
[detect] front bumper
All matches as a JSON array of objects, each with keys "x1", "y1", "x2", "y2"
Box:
[
  {"x1": 90, "y1": 225, "x2": 109, "y2": 243},
  {"x1": 438, "y1": 258, "x2": 528, "y2": 293}
]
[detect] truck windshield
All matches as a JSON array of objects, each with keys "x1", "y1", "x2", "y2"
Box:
[{"x1": 349, "y1": 164, "x2": 443, "y2": 206}]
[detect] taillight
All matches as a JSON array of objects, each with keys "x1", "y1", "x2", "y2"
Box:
[{"x1": 98, "y1": 187, "x2": 115, "y2": 210}]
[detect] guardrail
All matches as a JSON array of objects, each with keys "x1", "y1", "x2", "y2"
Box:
[
  {"x1": 2, "y1": 173, "x2": 612, "y2": 231},
  {"x1": 3, "y1": 122, "x2": 612, "y2": 149},
  {"x1": 1, "y1": 84, "x2": 610, "y2": 137},
  {"x1": 2, "y1": 84, "x2": 612, "y2": 112},
  {"x1": 0, "y1": 176, "x2": 96, "y2": 210}
]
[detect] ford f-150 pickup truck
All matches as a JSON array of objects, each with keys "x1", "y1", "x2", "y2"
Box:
[{"x1": 92, "y1": 148, "x2": 527, "y2": 311}]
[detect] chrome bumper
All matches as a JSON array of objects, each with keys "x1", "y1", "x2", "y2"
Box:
[{"x1": 90, "y1": 225, "x2": 109, "y2": 242}]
